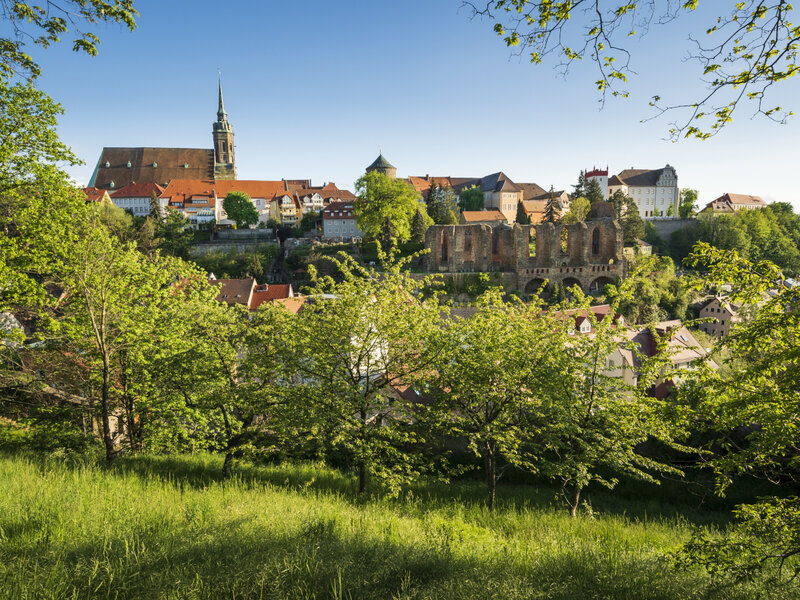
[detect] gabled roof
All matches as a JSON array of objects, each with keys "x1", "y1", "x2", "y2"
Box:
[
  {"x1": 615, "y1": 168, "x2": 661, "y2": 187},
  {"x1": 715, "y1": 192, "x2": 766, "y2": 207},
  {"x1": 608, "y1": 175, "x2": 625, "y2": 186},
  {"x1": 160, "y1": 179, "x2": 289, "y2": 203},
  {"x1": 110, "y1": 182, "x2": 165, "y2": 198},
  {"x1": 210, "y1": 277, "x2": 256, "y2": 308},
  {"x1": 517, "y1": 182, "x2": 548, "y2": 199},
  {"x1": 479, "y1": 172, "x2": 520, "y2": 193},
  {"x1": 90, "y1": 147, "x2": 216, "y2": 189}
]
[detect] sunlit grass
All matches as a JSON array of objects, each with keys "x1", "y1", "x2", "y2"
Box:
[{"x1": 0, "y1": 453, "x2": 793, "y2": 599}]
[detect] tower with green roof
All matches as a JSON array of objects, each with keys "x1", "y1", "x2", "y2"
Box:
[{"x1": 366, "y1": 153, "x2": 397, "y2": 179}]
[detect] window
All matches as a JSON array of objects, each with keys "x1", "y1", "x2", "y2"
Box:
[
  {"x1": 560, "y1": 228, "x2": 568, "y2": 254},
  {"x1": 591, "y1": 228, "x2": 600, "y2": 254}
]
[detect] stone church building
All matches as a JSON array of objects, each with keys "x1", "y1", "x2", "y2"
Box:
[
  {"x1": 88, "y1": 78, "x2": 236, "y2": 190},
  {"x1": 424, "y1": 203, "x2": 625, "y2": 295}
]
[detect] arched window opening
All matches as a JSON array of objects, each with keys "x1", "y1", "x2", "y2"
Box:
[
  {"x1": 464, "y1": 228, "x2": 472, "y2": 252},
  {"x1": 592, "y1": 228, "x2": 600, "y2": 255},
  {"x1": 441, "y1": 233, "x2": 448, "y2": 262},
  {"x1": 529, "y1": 228, "x2": 536, "y2": 257},
  {"x1": 560, "y1": 228, "x2": 568, "y2": 254}
]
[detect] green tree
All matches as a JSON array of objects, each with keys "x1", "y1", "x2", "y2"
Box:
[
  {"x1": 535, "y1": 286, "x2": 685, "y2": 516},
  {"x1": 458, "y1": 185, "x2": 484, "y2": 211},
  {"x1": 149, "y1": 191, "x2": 161, "y2": 220},
  {"x1": 679, "y1": 189, "x2": 699, "y2": 218},
  {"x1": 223, "y1": 191, "x2": 258, "y2": 229},
  {"x1": 543, "y1": 186, "x2": 560, "y2": 223},
  {"x1": 585, "y1": 178, "x2": 604, "y2": 204},
  {"x1": 429, "y1": 290, "x2": 554, "y2": 509},
  {"x1": 410, "y1": 208, "x2": 433, "y2": 243},
  {"x1": 157, "y1": 208, "x2": 193, "y2": 258},
  {"x1": 572, "y1": 170, "x2": 587, "y2": 199},
  {"x1": 678, "y1": 243, "x2": 800, "y2": 580},
  {"x1": 515, "y1": 200, "x2": 530, "y2": 224},
  {"x1": 427, "y1": 183, "x2": 459, "y2": 225},
  {"x1": 0, "y1": 1, "x2": 138, "y2": 81},
  {"x1": 611, "y1": 190, "x2": 645, "y2": 245},
  {"x1": 354, "y1": 171, "x2": 420, "y2": 246},
  {"x1": 299, "y1": 210, "x2": 320, "y2": 232},
  {"x1": 561, "y1": 196, "x2": 590, "y2": 224},
  {"x1": 280, "y1": 250, "x2": 446, "y2": 495},
  {"x1": 470, "y1": 2, "x2": 799, "y2": 138}
]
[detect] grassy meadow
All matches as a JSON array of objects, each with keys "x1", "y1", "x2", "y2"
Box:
[{"x1": 0, "y1": 452, "x2": 795, "y2": 600}]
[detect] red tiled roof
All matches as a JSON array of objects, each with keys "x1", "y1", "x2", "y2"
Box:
[
  {"x1": 250, "y1": 284, "x2": 293, "y2": 310},
  {"x1": 83, "y1": 187, "x2": 109, "y2": 203},
  {"x1": 110, "y1": 182, "x2": 165, "y2": 198},
  {"x1": 460, "y1": 209, "x2": 507, "y2": 223}
]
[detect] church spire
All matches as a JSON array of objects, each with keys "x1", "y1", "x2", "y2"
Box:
[
  {"x1": 212, "y1": 72, "x2": 235, "y2": 179},
  {"x1": 217, "y1": 73, "x2": 227, "y2": 122}
]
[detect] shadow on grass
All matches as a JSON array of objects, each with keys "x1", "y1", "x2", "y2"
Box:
[{"x1": 2, "y1": 501, "x2": 779, "y2": 600}]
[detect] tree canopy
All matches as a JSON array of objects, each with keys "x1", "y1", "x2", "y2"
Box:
[
  {"x1": 466, "y1": 1, "x2": 799, "y2": 138},
  {"x1": 354, "y1": 171, "x2": 420, "y2": 245},
  {"x1": 459, "y1": 185, "x2": 485, "y2": 211},
  {"x1": 222, "y1": 191, "x2": 258, "y2": 229}
]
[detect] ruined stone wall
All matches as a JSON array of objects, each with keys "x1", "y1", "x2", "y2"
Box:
[{"x1": 424, "y1": 218, "x2": 625, "y2": 294}]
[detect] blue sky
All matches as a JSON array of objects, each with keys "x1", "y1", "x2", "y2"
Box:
[{"x1": 27, "y1": 0, "x2": 800, "y2": 207}]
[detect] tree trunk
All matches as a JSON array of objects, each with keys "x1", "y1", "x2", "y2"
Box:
[
  {"x1": 484, "y1": 443, "x2": 497, "y2": 511},
  {"x1": 219, "y1": 404, "x2": 234, "y2": 479},
  {"x1": 358, "y1": 462, "x2": 367, "y2": 495},
  {"x1": 567, "y1": 485, "x2": 581, "y2": 517},
  {"x1": 100, "y1": 360, "x2": 115, "y2": 464},
  {"x1": 222, "y1": 452, "x2": 234, "y2": 480}
]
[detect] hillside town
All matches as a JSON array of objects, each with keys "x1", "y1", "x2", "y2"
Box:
[{"x1": 4, "y1": 4, "x2": 800, "y2": 596}]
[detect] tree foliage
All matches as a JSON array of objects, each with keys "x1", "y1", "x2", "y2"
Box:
[
  {"x1": 562, "y1": 196, "x2": 590, "y2": 224},
  {"x1": 466, "y1": 1, "x2": 800, "y2": 138},
  {"x1": 458, "y1": 185, "x2": 484, "y2": 211},
  {"x1": 585, "y1": 178, "x2": 604, "y2": 204},
  {"x1": 677, "y1": 243, "x2": 800, "y2": 581},
  {"x1": 679, "y1": 188, "x2": 699, "y2": 219},
  {"x1": 611, "y1": 189, "x2": 645, "y2": 244},
  {"x1": 354, "y1": 171, "x2": 420, "y2": 245},
  {"x1": 223, "y1": 191, "x2": 258, "y2": 229},
  {"x1": 515, "y1": 199, "x2": 530, "y2": 224},
  {"x1": 0, "y1": 1, "x2": 138, "y2": 81},
  {"x1": 427, "y1": 183, "x2": 459, "y2": 225}
]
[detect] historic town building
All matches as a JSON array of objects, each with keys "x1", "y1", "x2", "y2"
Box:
[
  {"x1": 424, "y1": 203, "x2": 625, "y2": 295},
  {"x1": 88, "y1": 78, "x2": 237, "y2": 190}
]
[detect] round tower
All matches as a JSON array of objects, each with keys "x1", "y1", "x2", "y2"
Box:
[{"x1": 366, "y1": 153, "x2": 397, "y2": 179}]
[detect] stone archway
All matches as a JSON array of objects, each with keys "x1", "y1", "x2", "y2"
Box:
[
  {"x1": 589, "y1": 276, "x2": 614, "y2": 293},
  {"x1": 562, "y1": 277, "x2": 583, "y2": 296},
  {"x1": 524, "y1": 278, "x2": 548, "y2": 297}
]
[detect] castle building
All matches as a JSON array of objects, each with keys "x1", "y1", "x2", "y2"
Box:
[
  {"x1": 365, "y1": 154, "x2": 397, "y2": 179},
  {"x1": 607, "y1": 165, "x2": 679, "y2": 219},
  {"x1": 88, "y1": 78, "x2": 237, "y2": 190}
]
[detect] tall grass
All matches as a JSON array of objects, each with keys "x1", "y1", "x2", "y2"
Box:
[{"x1": 0, "y1": 453, "x2": 793, "y2": 599}]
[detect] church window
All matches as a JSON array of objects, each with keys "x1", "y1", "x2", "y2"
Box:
[
  {"x1": 441, "y1": 233, "x2": 449, "y2": 262},
  {"x1": 529, "y1": 229, "x2": 536, "y2": 257},
  {"x1": 560, "y1": 228, "x2": 568, "y2": 254},
  {"x1": 464, "y1": 229, "x2": 472, "y2": 252},
  {"x1": 592, "y1": 228, "x2": 600, "y2": 255}
]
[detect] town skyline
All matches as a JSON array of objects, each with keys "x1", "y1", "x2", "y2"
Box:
[{"x1": 29, "y1": 0, "x2": 799, "y2": 208}]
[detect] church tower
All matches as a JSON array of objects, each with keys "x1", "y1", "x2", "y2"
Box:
[{"x1": 213, "y1": 76, "x2": 236, "y2": 180}]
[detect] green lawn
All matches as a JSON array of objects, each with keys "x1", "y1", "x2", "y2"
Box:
[{"x1": 0, "y1": 453, "x2": 793, "y2": 599}]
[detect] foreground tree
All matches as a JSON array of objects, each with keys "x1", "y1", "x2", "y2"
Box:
[
  {"x1": 222, "y1": 191, "x2": 258, "y2": 229},
  {"x1": 430, "y1": 291, "x2": 556, "y2": 509},
  {"x1": 535, "y1": 287, "x2": 686, "y2": 515},
  {"x1": 1, "y1": 1, "x2": 138, "y2": 81},
  {"x1": 678, "y1": 243, "x2": 800, "y2": 581},
  {"x1": 354, "y1": 171, "x2": 420, "y2": 246},
  {"x1": 280, "y1": 250, "x2": 446, "y2": 495},
  {"x1": 467, "y1": 1, "x2": 799, "y2": 138},
  {"x1": 611, "y1": 189, "x2": 645, "y2": 244}
]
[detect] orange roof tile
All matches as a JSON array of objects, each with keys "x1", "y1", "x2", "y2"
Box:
[
  {"x1": 460, "y1": 209, "x2": 507, "y2": 223},
  {"x1": 110, "y1": 182, "x2": 165, "y2": 198}
]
